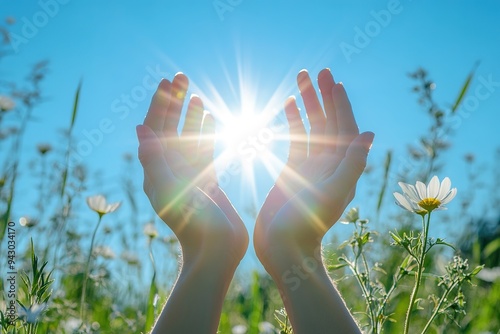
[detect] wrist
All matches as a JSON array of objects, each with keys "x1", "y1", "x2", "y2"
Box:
[
  {"x1": 261, "y1": 242, "x2": 325, "y2": 283},
  {"x1": 181, "y1": 242, "x2": 243, "y2": 274}
]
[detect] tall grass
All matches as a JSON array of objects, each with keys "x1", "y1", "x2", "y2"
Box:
[{"x1": 0, "y1": 23, "x2": 499, "y2": 333}]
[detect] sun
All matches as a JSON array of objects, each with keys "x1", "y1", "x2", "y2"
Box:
[{"x1": 217, "y1": 112, "x2": 278, "y2": 163}]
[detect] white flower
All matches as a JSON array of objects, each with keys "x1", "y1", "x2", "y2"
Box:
[
  {"x1": 86, "y1": 195, "x2": 121, "y2": 217},
  {"x1": 0, "y1": 95, "x2": 15, "y2": 112},
  {"x1": 18, "y1": 303, "x2": 47, "y2": 324},
  {"x1": 339, "y1": 207, "x2": 359, "y2": 224},
  {"x1": 37, "y1": 143, "x2": 52, "y2": 155},
  {"x1": 258, "y1": 321, "x2": 276, "y2": 334},
  {"x1": 19, "y1": 216, "x2": 38, "y2": 228},
  {"x1": 120, "y1": 251, "x2": 139, "y2": 266},
  {"x1": 394, "y1": 176, "x2": 457, "y2": 214},
  {"x1": 93, "y1": 246, "x2": 115, "y2": 259},
  {"x1": 232, "y1": 324, "x2": 247, "y2": 334},
  {"x1": 144, "y1": 223, "x2": 158, "y2": 239}
]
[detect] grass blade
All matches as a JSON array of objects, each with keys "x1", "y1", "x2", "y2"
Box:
[
  {"x1": 144, "y1": 272, "x2": 158, "y2": 333},
  {"x1": 61, "y1": 80, "x2": 82, "y2": 198},
  {"x1": 451, "y1": 62, "x2": 479, "y2": 113},
  {"x1": 376, "y1": 150, "x2": 392, "y2": 216}
]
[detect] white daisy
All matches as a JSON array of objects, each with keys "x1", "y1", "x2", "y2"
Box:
[
  {"x1": 394, "y1": 176, "x2": 457, "y2": 214},
  {"x1": 144, "y1": 223, "x2": 158, "y2": 239},
  {"x1": 86, "y1": 195, "x2": 121, "y2": 218},
  {"x1": 0, "y1": 95, "x2": 15, "y2": 112}
]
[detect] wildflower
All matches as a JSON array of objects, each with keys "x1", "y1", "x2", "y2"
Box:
[
  {"x1": 86, "y1": 195, "x2": 121, "y2": 218},
  {"x1": 144, "y1": 223, "x2": 158, "y2": 239},
  {"x1": 232, "y1": 324, "x2": 247, "y2": 334},
  {"x1": 36, "y1": 143, "x2": 52, "y2": 155},
  {"x1": 162, "y1": 235, "x2": 178, "y2": 245},
  {"x1": 339, "y1": 207, "x2": 359, "y2": 224},
  {"x1": 19, "y1": 216, "x2": 38, "y2": 228},
  {"x1": 0, "y1": 95, "x2": 15, "y2": 112},
  {"x1": 120, "y1": 251, "x2": 139, "y2": 266},
  {"x1": 18, "y1": 303, "x2": 47, "y2": 324},
  {"x1": 93, "y1": 246, "x2": 115, "y2": 259},
  {"x1": 394, "y1": 176, "x2": 457, "y2": 214}
]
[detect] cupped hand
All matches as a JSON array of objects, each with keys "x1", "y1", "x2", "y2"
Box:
[
  {"x1": 254, "y1": 69, "x2": 374, "y2": 264},
  {"x1": 137, "y1": 74, "x2": 248, "y2": 264}
]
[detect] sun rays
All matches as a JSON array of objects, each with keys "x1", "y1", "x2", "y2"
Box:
[{"x1": 151, "y1": 51, "x2": 328, "y2": 229}]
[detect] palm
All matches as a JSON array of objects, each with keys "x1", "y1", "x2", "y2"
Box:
[
  {"x1": 254, "y1": 69, "x2": 373, "y2": 260},
  {"x1": 138, "y1": 74, "x2": 248, "y2": 261}
]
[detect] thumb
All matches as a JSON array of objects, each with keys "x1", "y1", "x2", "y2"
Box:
[{"x1": 324, "y1": 131, "x2": 374, "y2": 199}]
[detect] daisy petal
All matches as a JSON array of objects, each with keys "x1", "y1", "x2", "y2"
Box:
[
  {"x1": 399, "y1": 182, "x2": 420, "y2": 203},
  {"x1": 394, "y1": 192, "x2": 414, "y2": 212},
  {"x1": 437, "y1": 177, "x2": 451, "y2": 200},
  {"x1": 428, "y1": 176, "x2": 440, "y2": 198},
  {"x1": 415, "y1": 181, "x2": 427, "y2": 200},
  {"x1": 440, "y1": 188, "x2": 457, "y2": 205}
]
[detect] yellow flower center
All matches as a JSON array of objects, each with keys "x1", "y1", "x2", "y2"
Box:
[{"x1": 418, "y1": 198, "x2": 441, "y2": 212}]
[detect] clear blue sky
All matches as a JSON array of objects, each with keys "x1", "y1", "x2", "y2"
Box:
[{"x1": 2, "y1": 1, "x2": 500, "y2": 271}]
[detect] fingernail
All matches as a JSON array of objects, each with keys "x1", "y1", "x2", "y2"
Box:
[
  {"x1": 365, "y1": 132, "x2": 375, "y2": 151},
  {"x1": 158, "y1": 79, "x2": 170, "y2": 92}
]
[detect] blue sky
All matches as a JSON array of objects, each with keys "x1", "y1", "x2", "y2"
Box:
[{"x1": 2, "y1": 1, "x2": 500, "y2": 271}]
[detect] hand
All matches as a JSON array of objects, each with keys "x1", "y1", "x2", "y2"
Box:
[
  {"x1": 254, "y1": 68, "x2": 374, "y2": 265},
  {"x1": 252, "y1": 69, "x2": 372, "y2": 333},
  {"x1": 137, "y1": 73, "x2": 248, "y2": 265}
]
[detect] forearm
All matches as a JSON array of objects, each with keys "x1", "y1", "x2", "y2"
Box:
[
  {"x1": 265, "y1": 246, "x2": 361, "y2": 334},
  {"x1": 152, "y1": 255, "x2": 237, "y2": 334}
]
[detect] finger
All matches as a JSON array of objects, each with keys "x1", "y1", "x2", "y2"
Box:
[
  {"x1": 198, "y1": 112, "x2": 217, "y2": 180},
  {"x1": 323, "y1": 132, "x2": 374, "y2": 205},
  {"x1": 143, "y1": 79, "x2": 171, "y2": 134},
  {"x1": 318, "y1": 69, "x2": 338, "y2": 152},
  {"x1": 136, "y1": 124, "x2": 176, "y2": 192},
  {"x1": 180, "y1": 95, "x2": 204, "y2": 163},
  {"x1": 297, "y1": 70, "x2": 326, "y2": 156},
  {"x1": 284, "y1": 96, "x2": 307, "y2": 167},
  {"x1": 164, "y1": 73, "x2": 189, "y2": 146},
  {"x1": 333, "y1": 83, "x2": 359, "y2": 157}
]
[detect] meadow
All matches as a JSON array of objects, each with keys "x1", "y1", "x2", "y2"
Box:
[{"x1": 1, "y1": 18, "x2": 500, "y2": 334}]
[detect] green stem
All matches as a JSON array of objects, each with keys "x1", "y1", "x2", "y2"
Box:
[
  {"x1": 349, "y1": 261, "x2": 376, "y2": 333},
  {"x1": 404, "y1": 213, "x2": 431, "y2": 334},
  {"x1": 360, "y1": 252, "x2": 377, "y2": 333},
  {"x1": 80, "y1": 215, "x2": 102, "y2": 321},
  {"x1": 421, "y1": 280, "x2": 459, "y2": 334}
]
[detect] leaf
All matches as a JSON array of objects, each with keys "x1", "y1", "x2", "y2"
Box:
[
  {"x1": 69, "y1": 79, "x2": 82, "y2": 132},
  {"x1": 60, "y1": 80, "x2": 83, "y2": 199},
  {"x1": 376, "y1": 151, "x2": 392, "y2": 215},
  {"x1": 451, "y1": 61, "x2": 479, "y2": 113},
  {"x1": 144, "y1": 272, "x2": 158, "y2": 333},
  {"x1": 483, "y1": 237, "x2": 500, "y2": 259},
  {"x1": 328, "y1": 263, "x2": 348, "y2": 271},
  {"x1": 390, "y1": 231, "x2": 402, "y2": 244},
  {"x1": 435, "y1": 238, "x2": 456, "y2": 251},
  {"x1": 470, "y1": 265, "x2": 484, "y2": 276}
]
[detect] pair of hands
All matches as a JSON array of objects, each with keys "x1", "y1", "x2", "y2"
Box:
[
  {"x1": 136, "y1": 68, "x2": 373, "y2": 333},
  {"x1": 137, "y1": 68, "x2": 373, "y2": 268}
]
